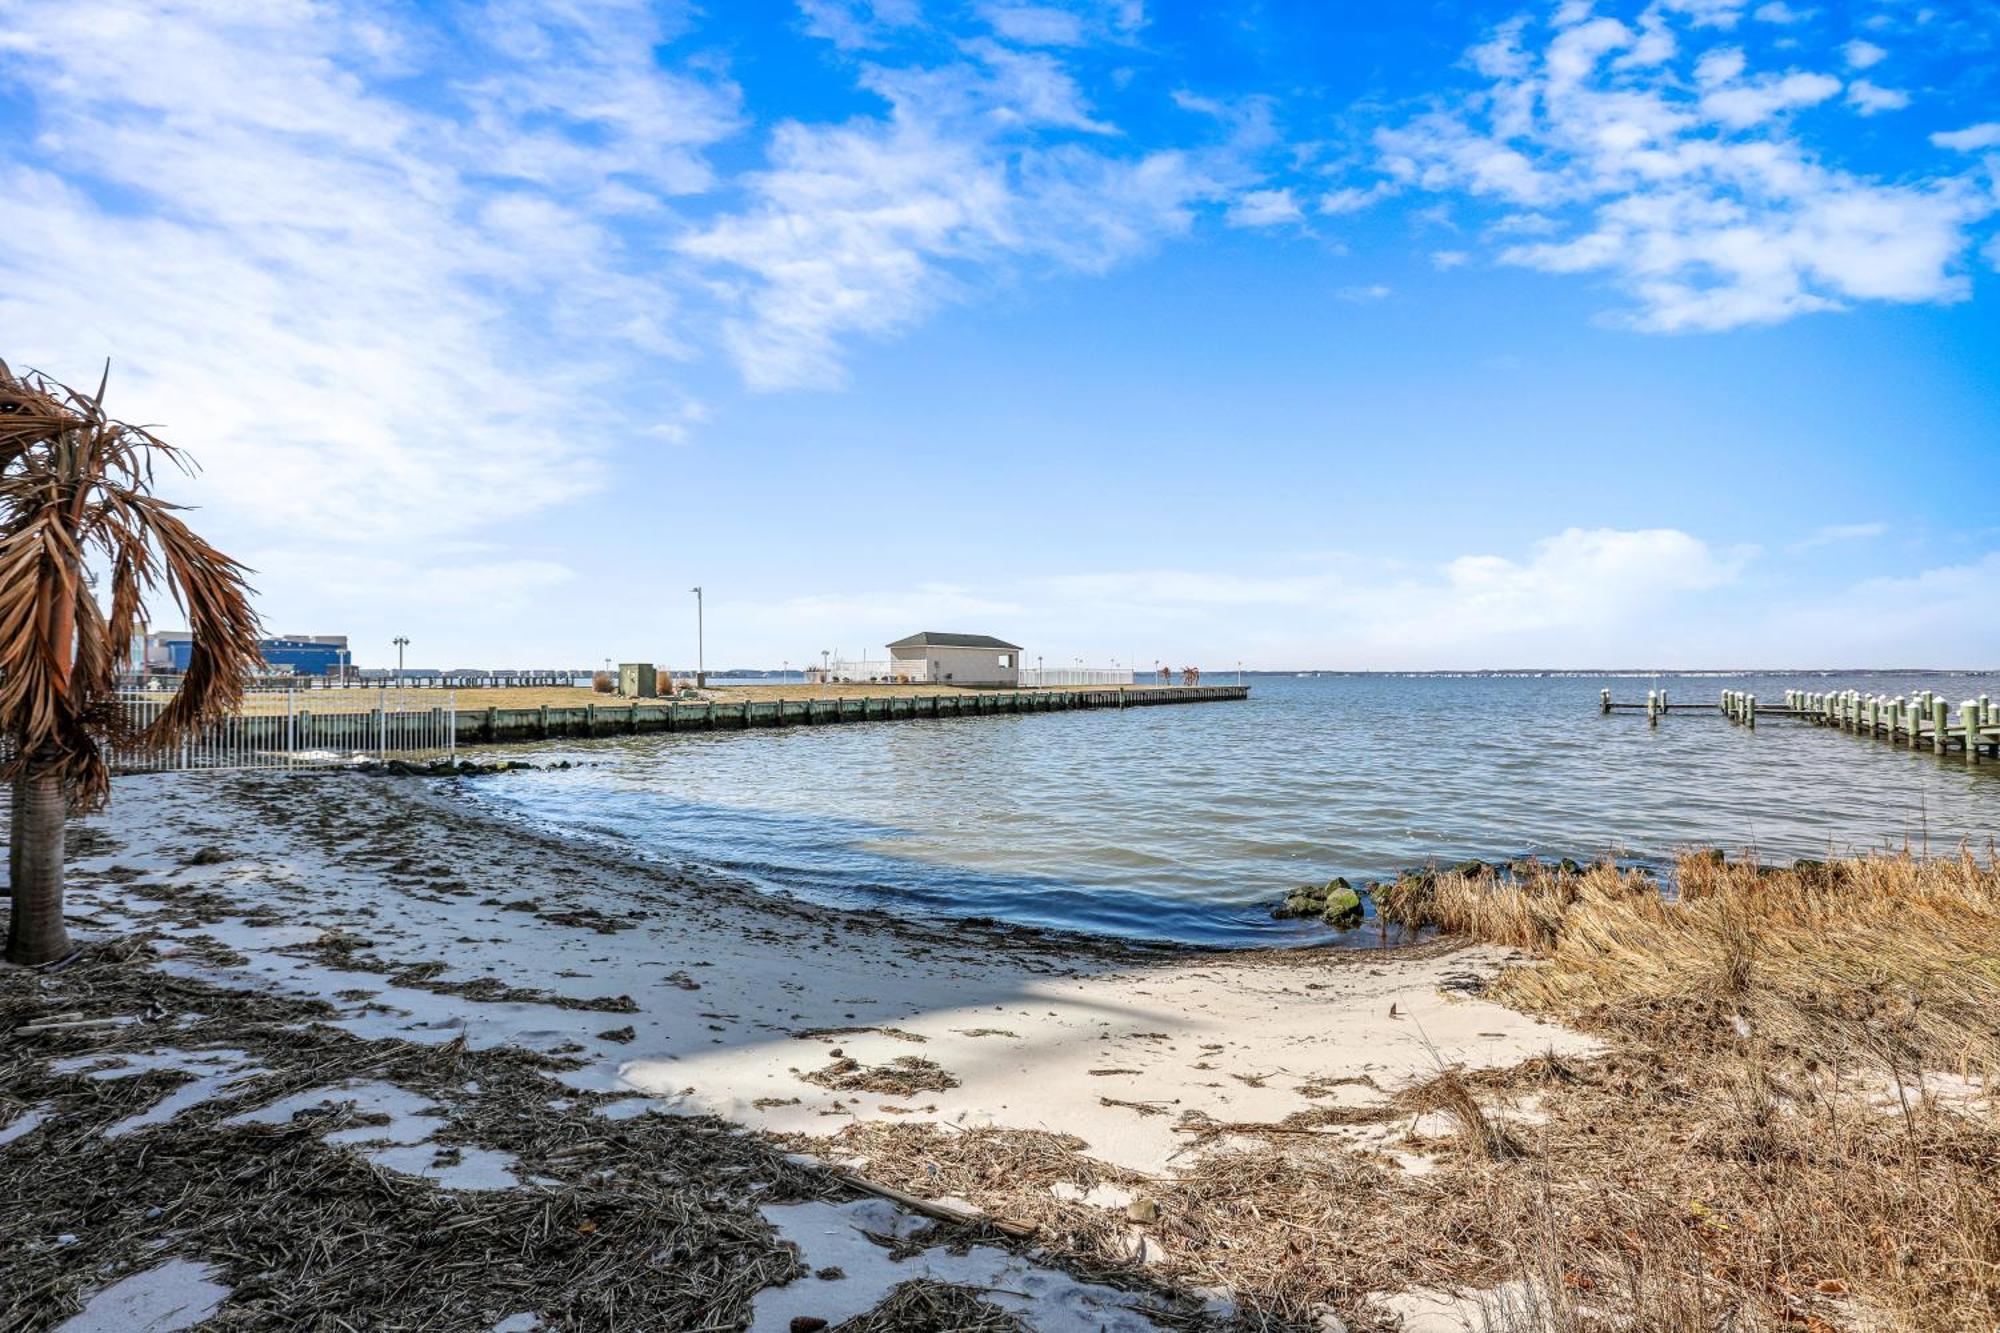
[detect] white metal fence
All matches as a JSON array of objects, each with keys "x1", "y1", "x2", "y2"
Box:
[
  {"x1": 1017, "y1": 668, "x2": 1136, "y2": 687},
  {"x1": 113, "y1": 689, "x2": 457, "y2": 772},
  {"x1": 815, "y1": 657, "x2": 932, "y2": 683}
]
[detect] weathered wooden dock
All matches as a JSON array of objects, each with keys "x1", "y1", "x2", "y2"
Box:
[{"x1": 1601, "y1": 686, "x2": 2000, "y2": 763}]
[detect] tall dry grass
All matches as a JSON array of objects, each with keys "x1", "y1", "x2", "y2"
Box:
[
  {"x1": 817, "y1": 853, "x2": 2000, "y2": 1331},
  {"x1": 1378, "y1": 849, "x2": 2000, "y2": 1331},
  {"x1": 1379, "y1": 850, "x2": 2000, "y2": 1080}
]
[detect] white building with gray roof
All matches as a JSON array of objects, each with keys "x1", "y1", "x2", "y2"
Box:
[{"x1": 886, "y1": 632, "x2": 1022, "y2": 687}]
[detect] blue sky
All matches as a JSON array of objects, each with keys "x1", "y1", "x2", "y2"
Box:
[{"x1": 2, "y1": 0, "x2": 1996, "y2": 670}]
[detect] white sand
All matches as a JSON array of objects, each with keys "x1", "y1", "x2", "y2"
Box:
[
  {"x1": 53, "y1": 1260, "x2": 231, "y2": 1333},
  {"x1": 71, "y1": 772, "x2": 1594, "y2": 1182}
]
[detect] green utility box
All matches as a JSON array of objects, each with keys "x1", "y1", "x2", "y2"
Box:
[{"x1": 617, "y1": 662, "x2": 657, "y2": 698}]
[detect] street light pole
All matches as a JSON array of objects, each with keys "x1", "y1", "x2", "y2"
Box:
[
  {"x1": 392, "y1": 636, "x2": 409, "y2": 678},
  {"x1": 690, "y1": 586, "x2": 704, "y2": 687},
  {"x1": 820, "y1": 649, "x2": 829, "y2": 699}
]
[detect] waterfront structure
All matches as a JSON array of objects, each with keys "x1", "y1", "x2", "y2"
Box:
[
  {"x1": 145, "y1": 631, "x2": 350, "y2": 676},
  {"x1": 1600, "y1": 686, "x2": 2000, "y2": 762},
  {"x1": 259, "y1": 636, "x2": 350, "y2": 676},
  {"x1": 111, "y1": 682, "x2": 1251, "y2": 770},
  {"x1": 886, "y1": 632, "x2": 1022, "y2": 687}
]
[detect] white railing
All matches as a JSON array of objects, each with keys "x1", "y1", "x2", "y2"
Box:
[
  {"x1": 814, "y1": 658, "x2": 932, "y2": 684},
  {"x1": 1017, "y1": 668, "x2": 1135, "y2": 687},
  {"x1": 114, "y1": 689, "x2": 457, "y2": 772}
]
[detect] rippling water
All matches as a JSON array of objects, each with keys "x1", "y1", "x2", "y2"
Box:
[{"x1": 457, "y1": 674, "x2": 2000, "y2": 947}]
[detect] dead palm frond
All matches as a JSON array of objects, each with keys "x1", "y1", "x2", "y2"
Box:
[{"x1": 0, "y1": 360, "x2": 264, "y2": 808}]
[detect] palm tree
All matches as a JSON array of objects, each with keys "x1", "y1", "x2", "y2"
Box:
[{"x1": 1, "y1": 361, "x2": 264, "y2": 965}]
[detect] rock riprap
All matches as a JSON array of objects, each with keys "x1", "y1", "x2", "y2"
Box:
[{"x1": 1271, "y1": 878, "x2": 1367, "y2": 927}]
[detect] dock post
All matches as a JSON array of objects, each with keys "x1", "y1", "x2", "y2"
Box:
[
  {"x1": 1601, "y1": 688, "x2": 1611, "y2": 714},
  {"x1": 1718, "y1": 688, "x2": 1728, "y2": 716},
  {"x1": 1961, "y1": 701, "x2": 1981, "y2": 765},
  {"x1": 1932, "y1": 697, "x2": 1950, "y2": 755},
  {"x1": 1745, "y1": 693, "x2": 1756, "y2": 728},
  {"x1": 1647, "y1": 690, "x2": 1658, "y2": 726}
]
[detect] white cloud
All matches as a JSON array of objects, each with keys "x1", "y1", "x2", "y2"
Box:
[
  {"x1": 1843, "y1": 39, "x2": 1887, "y2": 70},
  {"x1": 1227, "y1": 187, "x2": 1305, "y2": 227},
  {"x1": 799, "y1": 0, "x2": 924, "y2": 50},
  {"x1": 1336, "y1": 283, "x2": 1394, "y2": 301},
  {"x1": 1699, "y1": 70, "x2": 1842, "y2": 128},
  {"x1": 1846, "y1": 81, "x2": 1909, "y2": 116},
  {"x1": 1319, "y1": 182, "x2": 1396, "y2": 214},
  {"x1": 1752, "y1": 1, "x2": 1807, "y2": 21},
  {"x1": 1378, "y1": 3, "x2": 1994, "y2": 333},
  {"x1": 681, "y1": 48, "x2": 1266, "y2": 390},
  {"x1": 1431, "y1": 249, "x2": 1471, "y2": 269},
  {"x1": 1658, "y1": 0, "x2": 1750, "y2": 28},
  {"x1": 1030, "y1": 527, "x2": 1753, "y2": 667},
  {"x1": 980, "y1": 4, "x2": 1088, "y2": 46},
  {"x1": 1932, "y1": 122, "x2": 2000, "y2": 152},
  {"x1": 1766, "y1": 552, "x2": 2000, "y2": 665},
  {"x1": 1788, "y1": 521, "x2": 1888, "y2": 551},
  {"x1": 691, "y1": 531, "x2": 1998, "y2": 669},
  {"x1": 0, "y1": 0, "x2": 735, "y2": 548}
]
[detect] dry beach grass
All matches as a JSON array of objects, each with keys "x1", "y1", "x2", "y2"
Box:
[{"x1": 811, "y1": 852, "x2": 2000, "y2": 1330}]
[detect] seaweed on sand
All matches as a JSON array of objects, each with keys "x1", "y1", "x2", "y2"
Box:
[{"x1": 0, "y1": 936, "x2": 825, "y2": 1330}]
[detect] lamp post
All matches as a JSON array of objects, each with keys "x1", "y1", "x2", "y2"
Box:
[
  {"x1": 690, "y1": 586, "x2": 705, "y2": 687},
  {"x1": 820, "y1": 649, "x2": 829, "y2": 698},
  {"x1": 1037, "y1": 654, "x2": 1042, "y2": 688},
  {"x1": 392, "y1": 635, "x2": 409, "y2": 679}
]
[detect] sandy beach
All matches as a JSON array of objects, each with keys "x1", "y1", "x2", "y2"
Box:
[
  {"x1": 65, "y1": 772, "x2": 1589, "y2": 1174},
  {"x1": 4, "y1": 768, "x2": 1598, "y2": 1331}
]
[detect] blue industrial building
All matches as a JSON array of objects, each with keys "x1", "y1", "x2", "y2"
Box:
[
  {"x1": 150, "y1": 632, "x2": 349, "y2": 677},
  {"x1": 259, "y1": 637, "x2": 348, "y2": 676}
]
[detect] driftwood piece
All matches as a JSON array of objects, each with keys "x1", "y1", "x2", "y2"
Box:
[
  {"x1": 12, "y1": 1016, "x2": 130, "y2": 1037},
  {"x1": 827, "y1": 1165, "x2": 1038, "y2": 1239}
]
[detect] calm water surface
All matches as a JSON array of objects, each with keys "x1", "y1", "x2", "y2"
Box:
[{"x1": 459, "y1": 674, "x2": 2000, "y2": 947}]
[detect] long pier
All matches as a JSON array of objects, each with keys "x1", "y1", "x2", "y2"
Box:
[
  {"x1": 1601, "y1": 686, "x2": 2000, "y2": 763},
  {"x1": 459, "y1": 684, "x2": 1249, "y2": 745},
  {"x1": 114, "y1": 684, "x2": 1250, "y2": 772}
]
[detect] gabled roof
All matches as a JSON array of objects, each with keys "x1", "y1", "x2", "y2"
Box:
[{"x1": 887, "y1": 631, "x2": 1022, "y2": 651}]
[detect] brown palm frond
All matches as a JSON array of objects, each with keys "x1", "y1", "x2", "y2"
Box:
[
  {"x1": 0, "y1": 362, "x2": 261, "y2": 809},
  {"x1": 0, "y1": 360, "x2": 74, "y2": 467}
]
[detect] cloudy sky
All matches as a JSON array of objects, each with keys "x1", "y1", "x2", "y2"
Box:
[{"x1": 3, "y1": 0, "x2": 1995, "y2": 670}]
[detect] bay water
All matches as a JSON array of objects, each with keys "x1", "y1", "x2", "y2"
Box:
[{"x1": 459, "y1": 673, "x2": 2000, "y2": 947}]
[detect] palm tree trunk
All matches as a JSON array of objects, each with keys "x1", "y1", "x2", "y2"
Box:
[{"x1": 5, "y1": 754, "x2": 71, "y2": 966}]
